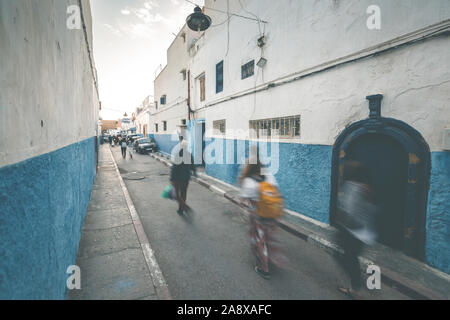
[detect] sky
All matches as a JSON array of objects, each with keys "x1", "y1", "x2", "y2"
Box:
[{"x1": 91, "y1": 0, "x2": 204, "y2": 120}]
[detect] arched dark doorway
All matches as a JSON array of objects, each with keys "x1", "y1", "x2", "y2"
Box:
[{"x1": 330, "y1": 95, "x2": 431, "y2": 260}]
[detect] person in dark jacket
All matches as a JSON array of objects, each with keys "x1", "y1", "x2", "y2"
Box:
[{"x1": 170, "y1": 136, "x2": 196, "y2": 215}]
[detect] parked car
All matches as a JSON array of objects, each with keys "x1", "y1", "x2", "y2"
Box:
[
  {"x1": 102, "y1": 135, "x2": 111, "y2": 143},
  {"x1": 134, "y1": 138, "x2": 157, "y2": 154},
  {"x1": 128, "y1": 134, "x2": 141, "y2": 143}
]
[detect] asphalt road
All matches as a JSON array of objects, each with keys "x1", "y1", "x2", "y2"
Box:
[{"x1": 110, "y1": 146, "x2": 409, "y2": 300}]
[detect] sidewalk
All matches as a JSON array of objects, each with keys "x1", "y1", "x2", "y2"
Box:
[
  {"x1": 69, "y1": 145, "x2": 163, "y2": 300},
  {"x1": 151, "y1": 152, "x2": 450, "y2": 300}
]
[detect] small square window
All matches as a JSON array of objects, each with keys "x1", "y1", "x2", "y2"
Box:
[
  {"x1": 160, "y1": 95, "x2": 167, "y2": 105},
  {"x1": 213, "y1": 120, "x2": 226, "y2": 135}
]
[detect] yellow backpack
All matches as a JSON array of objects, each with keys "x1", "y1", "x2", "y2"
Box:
[{"x1": 257, "y1": 181, "x2": 284, "y2": 219}]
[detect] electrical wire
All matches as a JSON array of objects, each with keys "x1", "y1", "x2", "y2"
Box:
[
  {"x1": 238, "y1": 0, "x2": 262, "y2": 35},
  {"x1": 225, "y1": 0, "x2": 230, "y2": 57}
]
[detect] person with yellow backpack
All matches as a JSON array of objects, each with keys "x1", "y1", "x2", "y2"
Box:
[{"x1": 240, "y1": 159, "x2": 285, "y2": 280}]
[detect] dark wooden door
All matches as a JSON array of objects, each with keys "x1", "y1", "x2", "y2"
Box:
[{"x1": 345, "y1": 134, "x2": 409, "y2": 250}]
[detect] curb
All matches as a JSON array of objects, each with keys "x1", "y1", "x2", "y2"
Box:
[
  {"x1": 149, "y1": 152, "x2": 446, "y2": 300},
  {"x1": 110, "y1": 148, "x2": 172, "y2": 300}
]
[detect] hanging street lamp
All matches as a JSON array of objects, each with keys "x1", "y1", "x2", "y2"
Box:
[{"x1": 186, "y1": 6, "x2": 212, "y2": 32}]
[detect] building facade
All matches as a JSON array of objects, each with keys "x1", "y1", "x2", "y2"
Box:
[
  {"x1": 152, "y1": 25, "x2": 197, "y2": 156},
  {"x1": 101, "y1": 119, "x2": 122, "y2": 133},
  {"x1": 0, "y1": 0, "x2": 100, "y2": 298},
  {"x1": 135, "y1": 95, "x2": 155, "y2": 137},
  {"x1": 153, "y1": 0, "x2": 450, "y2": 273}
]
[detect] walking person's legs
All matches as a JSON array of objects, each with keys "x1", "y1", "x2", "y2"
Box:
[
  {"x1": 251, "y1": 215, "x2": 270, "y2": 279},
  {"x1": 172, "y1": 182, "x2": 184, "y2": 215},
  {"x1": 337, "y1": 230, "x2": 363, "y2": 296},
  {"x1": 180, "y1": 181, "x2": 191, "y2": 212}
]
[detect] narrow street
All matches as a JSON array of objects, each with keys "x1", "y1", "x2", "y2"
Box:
[
  {"x1": 109, "y1": 145, "x2": 408, "y2": 300},
  {"x1": 2, "y1": 0, "x2": 449, "y2": 303}
]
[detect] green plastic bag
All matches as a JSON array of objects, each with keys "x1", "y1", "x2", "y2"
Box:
[{"x1": 162, "y1": 185, "x2": 176, "y2": 200}]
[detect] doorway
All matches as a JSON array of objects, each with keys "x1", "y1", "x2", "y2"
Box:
[
  {"x1": 201, "y1": 122, "x2": 206, "y2": 167},
  {"x1": 345, "y1": 134, "x2": 408, "y2": 250},
  {"x1": 330, "y1": 95, "x2": 431, "y2": 260}
]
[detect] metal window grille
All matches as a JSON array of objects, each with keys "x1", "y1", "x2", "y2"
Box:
[
  {"x1": 241, "y1": 60, "x2": 255, "y2": 80},
  {"x1": 249, "y1": 116, "x2": 301, "y2": 139}
]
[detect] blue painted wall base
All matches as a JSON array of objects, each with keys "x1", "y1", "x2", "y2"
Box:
[
  {"x1": 0, "y1": 137, "x2": 96, "y2": 299},
  {"x1": 425, "y1": 152, "x2": 450, "y2": 274}
]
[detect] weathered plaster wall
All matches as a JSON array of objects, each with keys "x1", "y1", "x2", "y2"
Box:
[
  {"x1": 0, "y1": 0, "x2": 99, "y2": 167},
  {"x1": 198, "y1": 26, "x2": 450, "y2": 152},
  {"x1": 0, "y1": 0, "x2": 99, "y2": 298}
]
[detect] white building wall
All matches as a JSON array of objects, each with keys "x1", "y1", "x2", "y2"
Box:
[
  {"x1": 135, "y1": 107, "x2": 149, "y2": 135},
  {"x1": 191, "y1": 0, "x2": 450, "y2": 151},
  {"x1": 0, "y1": 0, "x2": 100, "y2": 167},
  {"x1": 153, "y1": 25, "x2": 195, "y2": 138}
]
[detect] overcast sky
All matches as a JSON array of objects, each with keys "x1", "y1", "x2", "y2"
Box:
[{"x1": 91, "y1": 0, "x2": 204, "y2": 120}]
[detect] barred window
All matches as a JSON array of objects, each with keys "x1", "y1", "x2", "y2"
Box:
[
  {"x1": 250, "y1": 115, "x2": 301, "y2": 139},
  {"x1": 213, "y1": 120, "x2": 226, "y2": 135},
  {"x1": 241, "y1": 60, "x2": 255, "y2": 80}
]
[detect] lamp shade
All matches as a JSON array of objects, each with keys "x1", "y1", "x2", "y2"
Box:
[{"x1": 187, "y1": 6, "x2": 212, "y2": 32}]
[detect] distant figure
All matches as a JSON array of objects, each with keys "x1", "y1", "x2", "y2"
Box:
[
  {"x1": 128, "y1": 139, "x2": 134, "y2": 159},
  {"x1": 335, "y1": 161, "x2": 378, "y2": 298},
  {"x1": 121, "y1": 139, "x2": 127, "y2": 159},
  {"x1": 109, "y1": 135, "x2": 113, "y2": 146},
  {"x1": 170, "y1": 135, "x2": 196, "y2": 216},
  {"x1": 240, "y1": 156, "x2": 285, "y2": 280}
]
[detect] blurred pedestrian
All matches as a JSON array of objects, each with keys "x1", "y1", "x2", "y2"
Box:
[
  {"x1": 170, "y1": 135, "x2": 196, "y2": 216},
  {"x1": 121, "y1": 138, "x2": 127, "y2": 159},
  {"x1": 240, "y1": 157, "x2": 285, "y2": 280},
  {"x1": 335, "y1": 161, "x2": 378, "y2": 298},
  {"x1": 128, "y1": 138, "x2": 134, "y2": 159}
]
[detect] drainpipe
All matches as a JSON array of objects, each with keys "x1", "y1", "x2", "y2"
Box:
[{"x1": 187, "y1": 70, "x2": 191, "y2": 121}]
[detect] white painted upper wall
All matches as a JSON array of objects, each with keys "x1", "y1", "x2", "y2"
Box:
[
  {"x1": 200, "y1": 0, "x2": 450, "y2": 101},
  {"x1": 0, "y1": 0, "x2": 99, "y2": 167},
  {"x1": 203, "y1": 36, "x2": 450, "y2": 151},
  {"x1": 189, "y1": 0, "x2": 450, "y2": 151}
]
